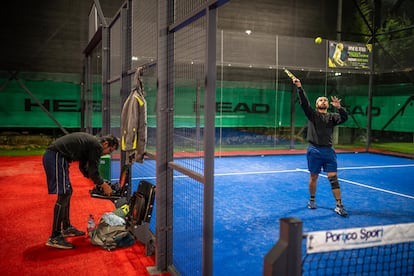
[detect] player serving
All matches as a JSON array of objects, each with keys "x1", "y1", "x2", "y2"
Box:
[{"x1": 291, "y1": 75, "x2": 349, "y2": 217}]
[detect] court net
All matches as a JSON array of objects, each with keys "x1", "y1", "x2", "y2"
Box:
[{"x1": 302, "y1": 222, "x2": 414, "y2": 275}]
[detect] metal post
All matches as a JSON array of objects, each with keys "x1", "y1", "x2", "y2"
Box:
[
  {"x1": 80, "y1": 63, "x2": 86, "y2": 132},
  {"x1": 366, "y1": 3, "x2": 376, "y2": 151},
  {"x1": 120, "y1": 3, "x2": 132, "y2": 198},
  {"x1": 263, "y1": 218, "x2": 303, "y2": 276},
  {"x1": 203, "y1": 5, "x2": 217, "y2": 276},
  {"x1": 337, "y1": 0, "x2": 342, "y2": 41},
  {"x1": 290, "y1": 86, "x2": 296, "y2": 149},
  {"x1": 101, "y1": 26, "x2": 110, "y2": 135},
  {"x1": 86, "y1": 55, "x2": 93, "y2": 134},
  {"x1": 155, "y1": 0, "x2": 174, "y2": 271}
]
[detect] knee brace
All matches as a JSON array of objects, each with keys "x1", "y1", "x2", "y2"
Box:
[{"x1": 328, "y1": 175, "x2": 340, "y2": 190}]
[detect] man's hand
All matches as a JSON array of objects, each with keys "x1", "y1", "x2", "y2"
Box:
[
  {"x1": 101, "y1": 182, "x2": 113, "y2": 196},
  {"x1": 330, "y1": 96, "x2": 342, "y2": 109},
  {"x1": 292, "y1": 78, "x2": 301, "y2": 88}
]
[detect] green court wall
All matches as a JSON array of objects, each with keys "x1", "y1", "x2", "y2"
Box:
[{"x1": 1, "y1": 78, "x2": 413, "y2": 132}]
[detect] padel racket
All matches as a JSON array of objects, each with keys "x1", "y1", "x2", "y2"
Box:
[{"x1": 284, "y1": 68, "x2": 297, "y2": 80}]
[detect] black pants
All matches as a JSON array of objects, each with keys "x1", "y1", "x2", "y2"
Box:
[{"x1": 52, "y1": 192, "x2": 72, "y2": 237}]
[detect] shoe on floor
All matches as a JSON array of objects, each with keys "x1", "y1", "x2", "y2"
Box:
[
  {"x1": 62, "y1": 225, "x2": 85, "y2": 237},
  {"x1": 46, "y1": 235, "x2": 75, "y2": 249},
  {"x1": 334, "y1": 205, "x2": 348, "y2": 217},
  {"x1": 307, "y1": 200, "x2": 316, "y2": 209}
]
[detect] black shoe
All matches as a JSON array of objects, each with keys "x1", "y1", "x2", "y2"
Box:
[
  {"x1": 307, "y1": 200, "x2": 316, "y2": 209},
  {"x1": 334, "y1": 205, "x2": 348, "y2": 217},
  {"x1": 62, "y1": 225, "x2": 85, "y2": 237},
  {"x1": 46, "y1": 235, "x2": 75, "y2": 249}
]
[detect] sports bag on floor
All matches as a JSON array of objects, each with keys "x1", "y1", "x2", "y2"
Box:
[{"x1": 90, "y1": 206, "x2": 135, "y2": 250}]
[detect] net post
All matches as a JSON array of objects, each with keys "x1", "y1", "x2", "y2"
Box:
[{"x1": 263, "y1": 217, "x2": 303, "y2": 276}]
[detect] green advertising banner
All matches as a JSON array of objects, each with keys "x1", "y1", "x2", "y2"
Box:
[
  {"x1": 1, "y1": 79, "x2": 101, "y2": 128},
  {"x1": 172, "y1": 85, "x2": 414, "y2": 132},
  {"x1": 1, "y1": 78, "x2": 413, "y2": 133},
  {"x1": 173, "y1": 86, "x2": 295, "y2": 128}
]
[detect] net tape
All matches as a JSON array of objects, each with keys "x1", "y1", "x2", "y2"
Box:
[{"x1": 302, "y1": 222, "x2": 414, "y2": 275}]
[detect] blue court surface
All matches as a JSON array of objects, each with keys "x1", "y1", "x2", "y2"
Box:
[{"x1": 111, "y1": 152, "x2": 414, "y2": 275}]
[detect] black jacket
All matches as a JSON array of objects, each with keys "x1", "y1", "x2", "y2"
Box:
[
  {"x1": 297, "y1": 87, "x2": 348, "y2": 147},
  {"x1": 47, "y1": 132, "x2": 104, "y2": 185}
]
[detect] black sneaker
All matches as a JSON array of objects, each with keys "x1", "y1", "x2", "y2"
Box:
[
  {"x1": 307, "y1": 200, "x2": 316, "y2": 209},
  {"x1": 46, "y1": 235, "x2": 75, "y2": 249},
  {"x1": 334, "y1": 205, "x2": 348, "y2": 217},
  {"x1": 62, "y1": 226, "x2": 85, "y2": 237}
]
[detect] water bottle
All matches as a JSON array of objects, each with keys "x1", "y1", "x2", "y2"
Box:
[{"x1": 87, "y1": 214, "x2": 95, "y2": 234}]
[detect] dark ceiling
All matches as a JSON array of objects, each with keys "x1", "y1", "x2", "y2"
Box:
[
  {"x1": 0, "y1": 0, "x2": 123, "y2": 74},
  {"x1": 0, "y1": 0, "x2": 412, "y2": 75}
]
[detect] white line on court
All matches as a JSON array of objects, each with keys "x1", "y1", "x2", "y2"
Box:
[
  {"x1": 214, "y1": 163, "x2": 414, "y2": 177},
  {"x1": 337, "y1": 164, "x2": 414, "y2": 170},
  {"x1": 127, "y1": 164, "x2": 414, "y2": 199},
  {"x1": 296, "y1": 168, "x2": 414, "y2": 200},
  {"x1": 128, "y1": 164, "x2": 413, "y2": 180},
  {"x1": 214, "y1": 169, "x2": 300, "y2": 176},
  {"x1": 128, "y1": 169, "x2": 299, "y2": 181},
  {"x1": 123, "y1": 164, "x2": 413, "y2": 179},
  {"x1": 338, "y1": 177, "x2": 414, "y2": 199}
]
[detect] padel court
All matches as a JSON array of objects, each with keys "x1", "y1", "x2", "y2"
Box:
[{"x1": 110, "y1": 152, "x2": 414, "y2": 275}]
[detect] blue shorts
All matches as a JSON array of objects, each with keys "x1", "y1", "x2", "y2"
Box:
[
  {"x1": 42, "y1": 150, "x2": 72, "y2": 194},
  {"x1": 306, "y1": 145, "x2": 337, "y2": 174}
]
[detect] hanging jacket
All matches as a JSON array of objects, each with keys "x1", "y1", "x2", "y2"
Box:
[{"x1": 121, "y1": 68, "x2": 147, "y2": 164}]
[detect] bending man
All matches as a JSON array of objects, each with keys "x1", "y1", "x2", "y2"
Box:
[{"x1": 43, "y1": 132, "x2": 119, "y2": 249}]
